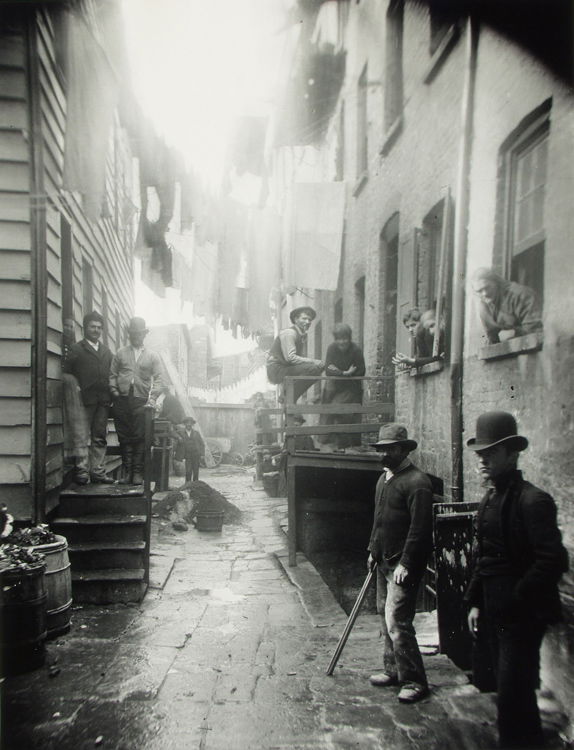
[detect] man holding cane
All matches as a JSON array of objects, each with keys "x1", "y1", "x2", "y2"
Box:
[{"x1": 367, "y1": 424, "x2": 433, "y2": 703}]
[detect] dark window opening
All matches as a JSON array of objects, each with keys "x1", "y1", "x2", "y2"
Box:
[
  {"x1": 334, "y1": 298, "x2": 343, "y2": 323},
  {"x1": 385, "y1": 0, "x2": 404, "y2": 130},
  {"x1": 429, "y1": 1, "x2": 459, "y2": 55},
  {"x1": 82, "y1": 257, "x2": 93, "y2": 316},
  {"x1": 355, "y1": 276, "x2": 366, "y2": 350},
  {"x1": 356, "y1": 65, "x2": 368, "y2": 177},
  {"x1": 380, "y1": 213, "x2": 399, "y2": 401}
]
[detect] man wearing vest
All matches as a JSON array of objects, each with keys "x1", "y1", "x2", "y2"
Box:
[
  {"x1": 465, "y1": 412, "x2": 568, "y2": 749},
  {"x1": 266, "y1": 306, "x2": 324, "y2": 402},
  {"x1": 109, "y1": 317, "x2": 164, "y2": 485},
  {"x1": 63, "y1": 311, "x2": 114, "y2": 485},
  {"x1": 367, "y1": 424, "x2": 433, "y2": 704}
]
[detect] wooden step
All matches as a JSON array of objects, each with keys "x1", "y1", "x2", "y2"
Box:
[
  {"x1": 58, "y1": 491, "x2": 148, "y2": 517},
  {"x1": 71, "y1": 568, "x2": 147, "y2": 604},
  {"x1": 68, "y1": 541, "x2": 146, "y2": 570},
  {"x1": 52, "y1": 515, "x2": 147, "y2": 544}
]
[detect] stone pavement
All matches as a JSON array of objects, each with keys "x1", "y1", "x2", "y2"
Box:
[{"x1": 4, "y1": 467, "x2": 505, "y2": 749}]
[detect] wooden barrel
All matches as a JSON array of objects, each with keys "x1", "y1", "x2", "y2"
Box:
[
  {"x1": 26, "y1": 535, "x2": 72, "y2": 639},
  {"x1": 0, "y1": 562, "x2": 47, "y2": 676},
  {"x1": 195, "y1": 510, "x2": 224, "y2": 532}
]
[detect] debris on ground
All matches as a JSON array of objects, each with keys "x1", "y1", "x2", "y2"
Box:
[
  {"x1": 4, "y1": 525, "x2": 58, "y2": 546},
  {"x1": 154, "y1": 481, "x2": 242, "y2": 527},
  {"x1": 0, "y1": 544, "x2": 45, "y2": 572}
]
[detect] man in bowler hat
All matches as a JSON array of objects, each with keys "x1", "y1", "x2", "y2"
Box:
[
  {"x1": 266, "y1": 306, "x2": 324, "y2": 402},
  {"x1": 109, "y1": 317, "x2": 164, "y2": 485},
  {"x1": 174, "y1": 416, "x2": 205, "y2": 484},
  {"x1": 465, "y1": 411, "x2": 568, "y2": 748},
  {"x1": 367, "y1": 424, "x2": 434, "y2": 703}
]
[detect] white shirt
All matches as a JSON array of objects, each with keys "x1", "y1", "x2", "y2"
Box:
[
  {"x1": 131, "y1": 346, "x2": 144, "y2": 363},
  {"x1": 384, "y1": 457, "x2": 412, "y2": 482},
  {"x1": 85, "y1": 339, "x2": 99, "y2": 351}
]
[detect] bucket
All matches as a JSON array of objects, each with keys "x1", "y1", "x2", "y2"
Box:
[
  {"x1": 262, "y1": 472, "x2": 280, "y2": 498},
  {"x1": 195, "y1": 510, "x2": 224, "y2": 532},
  {"x1": 25, "y1": 535, "x2": 72, "y2": 639},
  {"x1": 0, "y1": 562, "x2": 47, "y2": 676}
]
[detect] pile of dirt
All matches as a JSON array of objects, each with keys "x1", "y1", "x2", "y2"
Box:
[
  {"x1": 154, "y1": 482, "x2": 242, "y2": 526},
  {"x1": 182, "y1": 480, "x2": 243, "y2": 525}
]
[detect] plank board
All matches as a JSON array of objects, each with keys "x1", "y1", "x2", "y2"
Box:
[
  {"x1": 0, "y1": 220, "x2": 31, "y2": 251},
  {"x1": 0, "y1": 279, "x2": 31, "y2": 310},
  {"x1": 0, "y1": 67, "x2": 26, "y2": 100},
  {"x1": 0, "y1": 128, "x2": 29, "y2": 162},
  {"x1": 0, "y1": 163, "x2": 28, "y2": 192},
  {"x1": 0, "y1": 456, "x2": 30, "y2": 484},
  {"x1": 0, "y1": 250, "x2": 30, "y2": 281},
  {"x1": 0, "y1": 425, "x2": 31, "y2": 454},
  {"x1": 0, "y1": 99, "x2": 27, "y2": 130},
  {"x1": 0, "y1": 310, "x2": 32, "y2": 340},
  {"x1": 0, "y1": 397, "x2": 30, "y2": 426},
  {"x1": 0, "y1": 368, "x2": 31, "y2": 396}
]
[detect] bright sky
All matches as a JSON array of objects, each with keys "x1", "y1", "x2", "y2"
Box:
[
  {"x1": 122, "y1": 0, "x2": 291, "y2": 187},
  {"x1": 122, "y1": 0, "x2": 293, "y2": 352}
]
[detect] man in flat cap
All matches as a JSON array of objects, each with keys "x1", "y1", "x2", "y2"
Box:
[
  {"x1": 465, "y1": 411, "x2": 568, "y2": 749},
  {"x1": 367, "y1": 424, "x2": 434, "y2": 704},
  {"x1": 266, "y1": 306, "x2": 325, "y2": 403},
  {"x1": 109, "y1": 317, "x2": 164, "y2": 485},
  {"x1": 174, "y1": 416, "x2": 205, "y2": 484}
]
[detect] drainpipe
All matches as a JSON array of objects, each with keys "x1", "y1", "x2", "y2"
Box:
[
  {"x1": 450, "y1": 16, "x2": 479, "y2": 502},
  {"x1": 26, "y1": 10, "x2": 48, "y2": 522}
]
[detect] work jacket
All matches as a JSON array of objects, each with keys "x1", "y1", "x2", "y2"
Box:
[
  {"x1": 479, "y1": 281, "x2": 542, "y2": 343},
  {"x1": 174, "y1": 426, "x2": 205, "y2": 460},
  {"x1": 465, "y1": 471, "x2": 568, "y2": 624},
  {"x1": 368, "y1": 462, "x2": 433, "y2": 575},
  {"x1": 63, "y1": 339, "x2": 112, "y2": 406},
  {"x1": 109, "y1": 346, "x2": 164, "y2": 401}
]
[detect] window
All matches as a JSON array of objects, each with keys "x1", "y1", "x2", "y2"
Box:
[
  {"x1": 384, "y1": 0, "x2": 404, "y2": 131},
  {"x1": 60, "y1": 216, "x2": 73, "y2": 325},
  {"x1": 334, "y1": 298, "x2": 343, "y2": 323},
  {"x1": 335, "y1": 104, "x2": 345, "y2": 181},
  {"x1": 355, "y1": 276, "x2": 366, "y2": 349},
  {"x1": 429, "y1": 1, "x2": 458, "y2": 55},
  {"x1": 82, "y1": 257, "x2": 93, "y2": 316},
  {"x1": 507, "y1": 127, "x2": 548, "y2": 300},
  {"x1": 356, "y1": 65, "x2": 368, "y2": 177}
]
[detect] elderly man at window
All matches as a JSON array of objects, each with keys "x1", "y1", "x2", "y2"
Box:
[
  {"x1": 266, "y1": 306, "x2": 325, "y2": 403},
  {"x1": 471, "y1": 268, "x2": 542, "y2": 344}
]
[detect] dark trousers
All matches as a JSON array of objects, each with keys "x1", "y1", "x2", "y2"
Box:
[
  {"x1": 112, "y1": 395, "x2": 147, "y2": 445},
  {"x1": 77, "y1": 402, "x2": 109, "y2": 477},
  {"x1": 266, "y1": 361, "x2": 323, "y2": 402},
  {"x1": 185, "y1": 453, "x2": 200, "y2": 483},
  {"x1": 376, "y1": 563, "x2": 427, "y2": 687},
  {"x1": 481, "y1": 576, "x2": 546, "y2": 749}
]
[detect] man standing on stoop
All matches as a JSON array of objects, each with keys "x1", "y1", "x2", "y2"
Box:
[
  {"x1": 63, "y1": 311, "x2": 114, "y2": 485},
  {"x1": 109, "y1": 317, "x2": 164, "y2": 485},
  {"x1": 367, "y1": 423, "x2": 433, "y2": 704}
]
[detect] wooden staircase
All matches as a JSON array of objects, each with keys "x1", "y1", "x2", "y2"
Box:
[{"x1": 52, "y1": 485, "x2": 150, "y2": 604}]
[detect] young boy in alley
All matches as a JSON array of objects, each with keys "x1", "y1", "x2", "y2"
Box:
[
  {"x1": 367, "y1": 424, "x2": 434, "y2": 704},
  {"x1": 175, "y1": 416, "x2": 205, "y2": 484}
]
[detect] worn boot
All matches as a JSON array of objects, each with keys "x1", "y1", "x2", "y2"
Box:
[
  {"x1": 117, "y1": 444, "x2": 134, "y2": 485},
  {"x1": 131, "y1": 443, "x2": 145, "y2": 485}
]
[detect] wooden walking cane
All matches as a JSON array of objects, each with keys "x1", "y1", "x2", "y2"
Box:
[{"x1": 326, "y1": 563, "x2": 377, "y2": 676}]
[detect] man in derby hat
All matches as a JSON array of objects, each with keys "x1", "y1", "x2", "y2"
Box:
[
  {"x1": 63, "y1": 311, "x2": 114, "y2": 485},
  {"x1": 174, "y1": 416, "x2": 205, "y2": 484},
  {"x1": 266, "y1": 306, "x2": 325, "y2": 402},
  {"x1": 367, "y1": 424, "x2": 434, "y2": 704},
  {"x1": 109, "y1": 317, "x2": 164, "y2": 485},
  {"x1": 465, "y1": 411, "x2": 568, "y2": 749}
]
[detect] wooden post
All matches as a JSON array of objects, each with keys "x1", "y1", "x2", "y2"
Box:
[
  {"x1": 143, "y1": 406, "x2": 154, "y2": 500},
  {"x1": 26, "y1": 11, "x2": 48, "y2": 523}
]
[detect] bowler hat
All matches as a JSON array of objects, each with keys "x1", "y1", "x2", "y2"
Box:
[
  {"x1": 370, "y1": 423, "x2": 417, "y2": 451},
  {"x1": 466, "y1": 411, "x2": 528, "y2": 452},
  {"x1": 290, "y1": 306, "x2": 317, "y2": 324},
  {"x1": 127, "y1": 317, "x2": 148, "y2": 334},
  {"x1": 183, "y1": 416, "x2": 196, "y2": 424}
]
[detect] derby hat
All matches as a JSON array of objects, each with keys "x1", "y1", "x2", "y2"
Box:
[
  {"x1": 183, "y1": 416, "x2": 196, "y2": 424},
  {"x1": 466, "y1": 411, "x2": 528, "y2": 452},
  {"x1": 370, "y1": 423, "x2": 417, "y2": 451},
  {"x1": 127, "y1": 316, "x2": 148, "y2": 334},
  {"x1": 290, "y1": 306, "x2": 317, "y2": 324}
]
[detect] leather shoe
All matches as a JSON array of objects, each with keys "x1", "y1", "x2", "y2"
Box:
[
  {"x1": 397, "y1": 683, "x2": 429, "y2": 703},
  {"x1": 369, "y1": 672, "x2": 398, "y2": 687},
  {"x1": 90, "y1": 474, "x2": 115, "y2": 484}
]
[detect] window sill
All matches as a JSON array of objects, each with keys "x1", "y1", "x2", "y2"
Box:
[
  {"x1": 424, "y1": 24, "x2": 460, "y2": 84},
  {"x1": 352, "y1": 171, "x2": 369, "y2": 197},
  {"x1": 380, "y1": 115, "x2": 404, "y2": 157},
  {"x1": 479, "y1": 331, "x2": 543, "y2": 361},
  {"x1": 410, "y1": 360, "x2": 444, "y2": 377}
]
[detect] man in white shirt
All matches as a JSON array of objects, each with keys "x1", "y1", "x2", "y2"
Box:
[
  {"x1": 109, "y1": 317, "x2": 164, "y2": 485},
  {"x1": 266, "y1": 306, "x2": 324, "y2": 402}
]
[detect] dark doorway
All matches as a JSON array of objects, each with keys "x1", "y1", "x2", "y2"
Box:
[{"x1": 380, "y1": 213, "x2": 399, "y2": 404}]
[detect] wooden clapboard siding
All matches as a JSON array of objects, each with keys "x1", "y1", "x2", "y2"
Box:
[
  {"x1": 0, "y1": 250, "x2": 30, "y2": 280},
  {"x1": 0, "y1": 457, "x2": 30, "y2": 484},
  {"x1": 0, "y1": 128, "x2": 28, "y2": 162},
  {"x1": 0, "y1": 397, "x2": 30, "y2": 426},
  {"x1": 0, "y1": 279, "x2": 31, "y2": 310},
  {"x1": 0, "y1": 340, "x2": 31, "y2": 367},
  {"x1": 0, "y1": 221, "x2": 31, "y2": 251}
]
